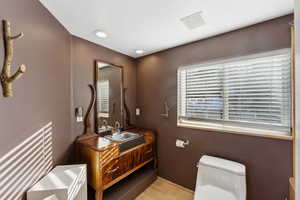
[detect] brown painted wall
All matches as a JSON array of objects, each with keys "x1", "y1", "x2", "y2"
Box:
[
  {"x1": 0, "y1": 0, "x2": 71, "y2": 165},
  {"x1": 136, "y1": 15, "x2": 293, "y2": 200},
  {"x1": 71, "y1": 36, "x2": 136, "y2": 139}
]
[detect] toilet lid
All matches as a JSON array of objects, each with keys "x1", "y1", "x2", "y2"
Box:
[{"x1": 194, "y1": 185, "x2": 237, "y2": 200}]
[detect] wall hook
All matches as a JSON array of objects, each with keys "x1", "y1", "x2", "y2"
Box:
[
  {"x1": 0, "y1": 20, "x2": 26, "y2": 97},
  {"x1": 160, "y1": 101, "x2": 170, "y2": 118}
]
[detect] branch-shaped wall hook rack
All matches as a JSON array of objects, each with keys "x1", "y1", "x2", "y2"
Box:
[
  {"x1": 0, "y1": 20, "x2": 26, "y2": 97},
  {"x1": 161, "y1": 101, "x2": 170, "y2": 118}
]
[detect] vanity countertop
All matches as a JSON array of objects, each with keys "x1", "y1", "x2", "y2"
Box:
[
  {"x1": 76, "y1": 135, "x2": 120, "y2": 152},
  {"x1": 76, "y1": 128, "x2": 155, "y2": 152}
]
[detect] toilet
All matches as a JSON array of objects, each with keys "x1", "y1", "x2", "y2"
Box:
[{"x1": 194, "y1": 155, "x2": 246, "y2": 200}]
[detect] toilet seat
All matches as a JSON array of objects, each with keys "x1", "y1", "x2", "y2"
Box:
[{"x1": 194, "y1": 185, "x2": 237, "y2": 200}]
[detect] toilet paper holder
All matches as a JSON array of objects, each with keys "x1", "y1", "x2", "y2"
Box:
[{"x1": 176, "y1": 139, "x2": 190, "y2": 148}]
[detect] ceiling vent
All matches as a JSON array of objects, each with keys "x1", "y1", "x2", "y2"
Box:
[{"x1": 180, "y1": 11, "x2": 205, "y2": 30}]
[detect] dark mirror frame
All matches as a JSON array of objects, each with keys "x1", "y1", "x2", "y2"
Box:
[{"x1": 94, "y1": 60, "x2": 124, "y2": 133}]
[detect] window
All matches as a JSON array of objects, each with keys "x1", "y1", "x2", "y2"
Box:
[
  {"x1": 177, "y1": 49, "x2": 292, "y2": 137},
  {"x1": 97, "y1": 80, "x2": 109, "y2": 118}
]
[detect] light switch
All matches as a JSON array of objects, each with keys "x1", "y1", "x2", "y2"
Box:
[{"x1": 136, "y1": 108, "x2": 140, "y2": 116}]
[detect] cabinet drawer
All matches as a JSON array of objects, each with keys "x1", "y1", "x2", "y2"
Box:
[
  {"x1": 119, "y1": 153, "x2": 133, "y2": 174},
  {"x1": 143, "y1": 144, "x2": 153, "y2": 162},
  {"x1": 102, "y1": 159, "x2": 120, "y2": 186},
  {"x1": 101, "y1": 143, "x2": 154, "y2": 187}
]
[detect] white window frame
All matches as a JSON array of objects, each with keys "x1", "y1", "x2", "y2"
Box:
[{"x1": 177, "y1": 48, "x2": 293, "y2": 140}]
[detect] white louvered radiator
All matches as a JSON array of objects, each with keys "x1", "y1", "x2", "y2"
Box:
[
  {"x1": 0, "y1": 122, "x2": 53, "y2": 200},
  {"x1": 27, "y1": 165, "x2": 87, "y2": 200}
]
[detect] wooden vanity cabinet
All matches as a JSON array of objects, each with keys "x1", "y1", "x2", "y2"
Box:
[{"x1": 76, "y1": 129, "x2": 156, "y2": 200}]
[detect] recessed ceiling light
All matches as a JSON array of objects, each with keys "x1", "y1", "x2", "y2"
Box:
[
  {"x1": 135, "y1": 50, "x2": 144, "y2": 54},
  {"x1": 95, "y1": 30, "x2": 107, "y2": 38}
]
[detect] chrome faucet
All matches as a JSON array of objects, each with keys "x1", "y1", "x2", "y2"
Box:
[
  {"x1": 114, "y1": 121, "x2": 121, "y2": 134},
  {"x1": 102, "y1": 119, "x2": 108, "y2": 129},
  {"x1": 98, "y1": 119, "x2": 116, "y2": 135}
]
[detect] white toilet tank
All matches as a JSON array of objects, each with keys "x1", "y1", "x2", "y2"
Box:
[{"x1": 194, "y1": 156, "x2": 246, "y2": 200}]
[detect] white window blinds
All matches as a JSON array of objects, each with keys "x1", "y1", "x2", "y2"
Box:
[
  {"x1": 97, "y1": 80, "x2": 109, "y2": 116},
  {"x1": 178, "y1": 49, "x2": 292, "y2": 136}
]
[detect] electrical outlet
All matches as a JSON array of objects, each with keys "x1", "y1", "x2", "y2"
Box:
[
  {"x1": 75, "y1": 107, "x2": 83, "y2": 122},
  {"x1": 136, "y1": 108, "x2": 140, "y2": 116}
]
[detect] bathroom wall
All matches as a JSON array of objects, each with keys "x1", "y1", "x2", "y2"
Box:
[
  {"x1": 136, "y1": 15, "x2": 293, "y2": 200},
  {"x1": 0, "y1": 1, "x2": 72, "y2": 198},
  {"x1": 0, "y1": 0, "x2": 71, "y2": 166},
  {"x1": 71, "y1": 36, "x2": 136, "y2": 139}
]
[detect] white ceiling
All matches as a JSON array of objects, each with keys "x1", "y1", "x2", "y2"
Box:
[{"x1": 39, "y1": 0, "x2": 294, "y2": 58}]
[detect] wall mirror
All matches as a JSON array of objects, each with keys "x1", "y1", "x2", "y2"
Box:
[{"x1": 95, "y1": 61, "x2": 123, "y2": 133}]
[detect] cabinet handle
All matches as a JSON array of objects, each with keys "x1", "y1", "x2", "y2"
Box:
[
  {"x1": 145, "y1": 149, "x2": 152, "y2": 154},
  {"x1": 106, "y1": 166, "x2": 119, "y2": 174}
]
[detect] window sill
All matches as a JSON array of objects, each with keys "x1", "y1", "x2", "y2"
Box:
[
  {"x1": 177, "y1": 122, "x2": 293, "y2": 141},
  {"x1": 98, "y1": 113, "x2": 109, "y2": 118}
]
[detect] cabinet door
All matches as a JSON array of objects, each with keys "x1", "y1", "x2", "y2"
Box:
[
  {"x1": 118, "y1": 153, "x2": 133, "y2": 174},
  {"x1": 143, "y1": 144, "x2": 153, "y2": 162},
  {"x1": 102, "y1": 159, "x2": 120, "y2": 186},
  {"x1": 131, "y1": 147, "x2": 144, "y2": 167}
]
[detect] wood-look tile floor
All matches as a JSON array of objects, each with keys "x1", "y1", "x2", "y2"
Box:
[{"x1": 135, "y1": 177, "x2": 194, "y2": 200}]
